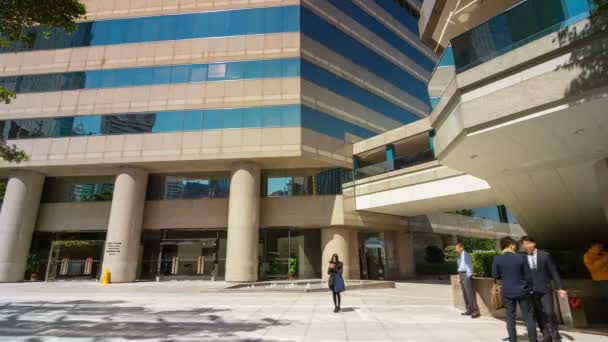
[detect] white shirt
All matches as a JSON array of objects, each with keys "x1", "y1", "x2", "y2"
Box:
[{"x1": 527, "y1": 249, "x2": 538, "y2": 270}]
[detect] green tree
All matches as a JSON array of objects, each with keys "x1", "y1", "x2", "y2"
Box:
[
  {"x1": 591, "y1": 0, "x2": 608, "y2": 15},
  {"x1": 458, "y1": 237, "x2": 496, "y2": 252},
  {"x1": 0, "y1": 0, "x2": 86, "y2": 162}
]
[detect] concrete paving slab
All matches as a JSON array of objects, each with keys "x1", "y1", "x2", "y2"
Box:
[{"x1": 0, "y1": 281, "x2": 606, "y2": 341}]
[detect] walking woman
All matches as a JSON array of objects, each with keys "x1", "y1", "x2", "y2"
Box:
[{"x1": 328, "y1": 253, "x2": 345, "y2": 313}]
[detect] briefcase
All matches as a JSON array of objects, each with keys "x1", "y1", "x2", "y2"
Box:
[{"x1": 490, "y1": 281, "x2": 504, "y2": 310}]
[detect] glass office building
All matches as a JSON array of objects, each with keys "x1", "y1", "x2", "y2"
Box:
[{"x1": 0, "y1": 0, "x2": 435, "y2": 283}]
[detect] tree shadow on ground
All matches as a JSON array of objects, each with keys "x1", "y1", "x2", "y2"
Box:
[{"x1": 0, "y1": 300, "x2": 293, "y2": 341}]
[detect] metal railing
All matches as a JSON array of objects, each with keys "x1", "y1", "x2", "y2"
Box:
[{"x1": 354, "y1": 149, "x2": 435, "y2": 180}]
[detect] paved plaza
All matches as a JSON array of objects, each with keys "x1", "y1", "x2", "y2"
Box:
[{"x1": 0, "y1": 281, "x2": 605, "y2": 342}]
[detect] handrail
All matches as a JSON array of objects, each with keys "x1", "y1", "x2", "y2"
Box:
[{"x1": 354, "y1": 149, "x2": 435, "y2": 180}]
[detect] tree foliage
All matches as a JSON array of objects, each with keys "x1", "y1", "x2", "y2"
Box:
[
  {"x1": 471, "y1": 251, "x2": 500, "y2": 278},
  {"x1": 0, "y1": 0, "x2": 86, "y2": 162},
  {"x1": 458, "y1": 237, "x2": 497, "y2": 252},
  {"x1": 591, "y1": 0, "x2": 608, "y2": 16}
]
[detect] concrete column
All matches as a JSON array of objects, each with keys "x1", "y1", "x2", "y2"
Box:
[
  {"x1": 594, "y1": 159, "x2": 608, "y2": 224},
  {"x1": 225, "y1": 161, "x2": 260, "y2": 282},
  {"x1": 396, "y1": 231, "x2": 415, "y2": 279},
  {"x1": 0, "y1": 170, "x2": 45, "y2": 282},
  {"x1": 101, "y1": 166, "x2": 148, "y2": 283},
  {"x1": 321, "y1": 227, "x2": 360, "y2": 280}
]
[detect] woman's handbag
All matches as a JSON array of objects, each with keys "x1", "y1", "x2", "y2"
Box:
[{"x1": 490, "y1": 280, "x2": 504, "y2": 310}]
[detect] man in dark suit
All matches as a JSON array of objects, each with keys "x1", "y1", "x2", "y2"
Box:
[
  {"x1": 493, "y1": 237, "x2": 537, "y2": 342},
  {"x1": 521, "y1": 236, "x2": 567, "y2": 342}
]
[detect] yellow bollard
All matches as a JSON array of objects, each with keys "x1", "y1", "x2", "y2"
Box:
[{"x1": 101, "y1": 268, "x2": 111, "y2": 285}]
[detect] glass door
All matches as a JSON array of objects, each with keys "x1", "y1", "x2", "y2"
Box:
[
  {"x1": 157, "y1": 230, "x2": 227, "y2": 280},
  {"x1": 45, "y1": 240, "x2": 105, "y2": 281},
  {"x1": 358, "y1": 232, "x2": 387, "y2": 280}
]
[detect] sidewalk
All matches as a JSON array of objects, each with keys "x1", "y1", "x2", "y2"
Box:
[{"x1": 0, "y1": 281, "x2": 606, "y2": 341}]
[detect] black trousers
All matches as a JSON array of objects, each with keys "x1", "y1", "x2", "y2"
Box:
[
  {"x1": 504, "y1": 295, "x2": 537, "y2": 342},
  {"x1": 532, "y1": 292, "x2": 560, "y2": 341},
  {"x1": 459, "y1": 272, "x2": 479, "y2": 314}
]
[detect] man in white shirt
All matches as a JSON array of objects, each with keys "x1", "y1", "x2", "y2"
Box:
[
  {"x1": 521, "y1": 236, "x2": 566, "y2": 342},
  {"x1": 455, "y1": 242, "x2": 480, "y2": 318}
]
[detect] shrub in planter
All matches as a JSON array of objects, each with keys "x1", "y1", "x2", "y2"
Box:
[
  {"x1": 444, "y1": 245, "x2": 458, "y2": 262},
  {"x1": 424, "y1": 245, "x2": 445, "y2": 264},
  {"x1": 288, "y1": 257, "x2": 297, "y2": 279},
  {"x1": 471, "y1": 251, "x2": 500, "y2": 277},
  {"x1": 26, "y1": 253, "x2": 41, "y2": 281}
]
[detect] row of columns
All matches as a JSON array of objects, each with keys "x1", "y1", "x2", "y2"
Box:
[{"x1": 0, "y1": 161, "x2": 419, "y2": 283}]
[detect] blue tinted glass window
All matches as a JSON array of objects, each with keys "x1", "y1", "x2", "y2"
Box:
[
  {"x1": 152, "y1": 66, "x2": 172, "y2": 84},
  {"x1": 171, "y1": 65, "x2": 191, "y2": 83},
  {"x1": 373, "y1": 0, "x2": 420, "y2": 35},
  {"x1": 183, "y1": 111, "x2": 204, "y2": 130},
  {"x1": 203, "y1": 109, "x2": 223, "y2": 129},
  {"x1": 223, "y1": 108, "x2": 243, "y2": 129},
  {"x1": 283, "y1": 5, "x2": 300, "y2": 32},
  {"x1": 281, "y1": 105, "x2": 301, "y2": 126},
  {"x1": 153, "y1": 112, "x2": 184, "y2": 132},
  {"x1": 72, "y1": 115, "x2": 102, "y2": 136},
  {"x1": 242, "y1": 107, "x2": 262, "y2": 128},
  {"x1": 207, "y1": 63, "x2": 227, "y2": 81},
  {"x1": 264, "y1": 6, "x2": 283, "y2": 33},
  {"x1": 1, "y1": 58, "x2": 299, "y2": 94},
  {"x1": 302, "y1": 60, "x2": 422, "y2": 123},
  {"x1": 140, "y1": 17, "x2": 161, "y2": 42},
  {"x1": 301, "y1": 106, "x2": 375, "y2": 139},
  {"x1": 301, "y1": 8, "x2": 429, "y2": 104},
  {"x1": 0, "y1": 105, "x2": 376, "y2": 141},
  {"x1": 190, "y1": 65, "x2": 208, "y2": 82},
  {"x1": 452, "y1": 0, "x2": 589, "y2": 72},
  {"x1": 1, "y1": 6, "x2": 300, "y2": 53},
  {"x1": 328, "y1": 0, "x2": 434, "y2": 72},
  {"x1": 262, "y1": 106, "x2": 282, "y2": 127},
  {"x1": 147, "y1": 174, "x2": 230, "y2": 200}
]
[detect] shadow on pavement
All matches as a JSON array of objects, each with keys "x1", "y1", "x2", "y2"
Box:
[{"x1": 0, "y1": 300, "x2": 293, "y2": 340}]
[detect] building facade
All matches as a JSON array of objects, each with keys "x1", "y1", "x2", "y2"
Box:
[
  {"x1": 0, "y1": 0, "x2": 437, "y2": 282},
  {"x1": 349, "y1": 0, "x2": 608, "y2": 248}
]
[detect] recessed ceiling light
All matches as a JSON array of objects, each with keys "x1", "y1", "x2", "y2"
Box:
[
  {"x1": 470, "y1": 154, "x2": 479, "y2": 159},
  {"x1": 573, "y1": 128, "x2": 585, "y2": 135}
]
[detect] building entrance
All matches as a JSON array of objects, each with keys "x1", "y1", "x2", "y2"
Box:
[
  {"x1": 45, "y1": 239, "x2": 105, "y2": 281},
  {"x1": 359, "y1": 232, "x2": 387, "y2": 280},
  {"x1": 258, "y1": 228, "x2": 321, "y2": 280},
  {"x1": 155, "y1": 230, "x2": 227, "y2": 280}
]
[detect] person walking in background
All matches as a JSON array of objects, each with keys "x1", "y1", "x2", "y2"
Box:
[
  {"x1": 328, "y1": 253, "x2": 345, "y2": 313},
  {"x1": 493, "y1": 237, "x2": 538, "y2": 342},
  {"x1": 583, "y1": 240, "x2": 608, "y2": 281},
  {"x1": 455, "y1": 242, "x2": 480, "y2": 318},
  {"x1": 521, "y1": 236, "x2": 566, "y2": 342}
]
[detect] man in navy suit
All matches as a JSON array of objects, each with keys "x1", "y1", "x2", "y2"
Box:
[
  {"x1": 521, "y1": 236, "x2": 567, "y2": 342},
  {"x1": 493, "y1": 237, "x2": 537, "y2": 342}
]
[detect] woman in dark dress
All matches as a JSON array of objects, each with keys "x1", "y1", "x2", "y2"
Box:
[{"x1": 328, "y1": 253, "x2": 345, "y2": 313}]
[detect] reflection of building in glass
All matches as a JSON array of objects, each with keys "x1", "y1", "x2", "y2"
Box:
[
  {"x1": 164, "y1": 177, "x2": 186, "y2": 200},
  {"x1": 71, "y1": 183, "x2": 114, "y2": 202},
  {"x1": 100, "y1": 114, "x2": 156, "y2": 134},
  {"x1": 163, "y1": 178, "x2": 230, "y2": 199},
  {"x1": 10, "y1": 117, "x2": 75, "y2": 139}
]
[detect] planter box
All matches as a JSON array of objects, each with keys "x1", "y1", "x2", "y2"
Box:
[{"x1": 451, "y1": 275, "x2": 514, "y2": 319}]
